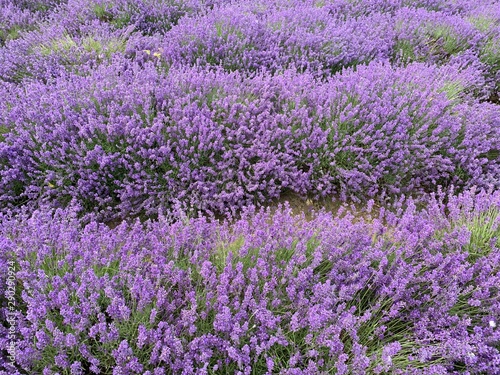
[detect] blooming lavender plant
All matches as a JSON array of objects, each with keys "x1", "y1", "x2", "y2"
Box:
[
  {"x1": 1, "y1": 56, "x2": 495, "y2": 220},
  {"x1": 0, "y1": 189, "x2": 499, "y2": 374},
  {"x1": 49, "y1": 0, "x2": 229, "y2": 35},
  {"x1": 0, "y1": 1, "x2": 42, "y2": 46},
  {"x1": 161, "y1": 2, "x2": 395, "y2": 76},
  {"x1": 0, "y1": 21, "x2": 136, "y2": 83}
]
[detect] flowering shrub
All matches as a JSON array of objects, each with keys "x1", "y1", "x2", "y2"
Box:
[
  {"x1": 0, "y1": 0, "x2": 65, "y2": 47},
  {"x1": 33, "y1": 0, "x2": 228, "y2": 36},
  {"x1": 1, "y1": 189, "x2": 499, "y2": 374},
  {"x1": 0, "y1": 1, "x2": 40, "y2": 46},
  {"x1": 0, "y1": 22, "x2": 137, "y2": 83},
  {"x1": 393, "y1": 7, "x2": 482, "y2": 64},
  {"x1": 1, "y1": 58, "x2": 497, "y2": 220},
  {"x1": 162, "y1": 2, "x2": 395, "y2": 76},
  {"x1": 468, "y1": 4, "x2": 500, "y2": 97}
]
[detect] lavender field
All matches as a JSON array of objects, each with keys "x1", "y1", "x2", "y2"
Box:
[{"x1": 1, "y1": 0, "x2": 500, "y2": 374}]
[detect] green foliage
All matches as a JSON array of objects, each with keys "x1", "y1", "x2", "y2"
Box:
[
  {"x1": 428, "y1": 25, "x2": 463, "y2": 56},
  {"x1": 464, "y1": 207, "x2": 500, "y2": 259},
  {"x1": 468, "y1": 15, "x2": 497, "y2": 33},
  {"x1": 314, "y1": 0, "x2": 325, "y2": 7},
  {"x1": 93, "y1": 3, "x2": 113, "y2": 22},
  {"x1": 0, "y1": 125, "x2": 9, "y2": 142},
  {"x1": 111, "y1": 13, "x2": 132, "y2": 29},
  {"x1": 394, "y1": 39, "x2": 416, "y2": 63},
  {"x1": 37, "y1": 34, "x2": 78, "y2": 56},
  {"x1": 0, "y1": 25, "x2": 28, "y2": 46},
  {"x1": 212, "y1": 235, "x2": 246, "y2": 272},
  {"x1": 36, "y1": 34, "x2": 127, "y2": 60},
  {"x1": 438, "y1": 80, "x2": 465, "y2": 103},
  {"x1": 434, "y1": 206, "x2": 500, "y2": 260},
  {"x1": 480, "y1": 39, "x2": 500, "y2": 71},
  {"x1": 82, "y1": 36, "x2": 127, "y2": 58}
]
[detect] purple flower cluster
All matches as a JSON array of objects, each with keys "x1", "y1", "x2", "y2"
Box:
[
  {"x1": 1, "y1": 188, "x2": 499, "y2": 374},
  {"x1": 1, "y1": 56, "x2": 497, "y2": 220},
  {"x1": 0, "y1": 1, "x2": 39, "y2": 46},
  {"x1": 0, "y1": 22, "x2": 135, "y2": 83},
  {"x1": 162, "y1": 2, "x2": 395, "y2": 75}
]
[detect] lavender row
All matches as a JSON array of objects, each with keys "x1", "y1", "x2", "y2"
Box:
[
  {"x1": 161, "y1": 2, "x2": 395, "y2": 77},
  {"x1": 1, "y1": 60, "x2": 498, "y2": 220},
  {"x1": 0, "y1": 0, "x2": 212, "y2": 83},
  {"x1": 162, "y1": 4, "x2": 469, "y2": 71},
  {"x1": 160, "y1": 1, "x2": 500, "y2": 92},
  {"x1": 1, "y1": 188, "x2": 499, "y2": 374},
  {"x1": 1, "y1": 0, "x2": 499, "y2": 94}
]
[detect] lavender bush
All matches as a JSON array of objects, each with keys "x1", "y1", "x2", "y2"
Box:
[
  {"x1": 0, "y1": 189, "x2": 499, "y2": 374},
  {"x1": 0, "y1": 1, "x2": 41, "y2": 46},
  {"x1": 468, "y1": 3, "x2": 500, "y2": 99},
  {"x1": 392, "y1": 7, "x2": 482, "y2": 64},
  {"x1": 161, "y1": 2, "x2": 395, "y2": 76},
  {"x1": 0, "y1": 0, "x2": 66, "y2": 46},
  {"x1": 1, "y1": 57, "x2": 497, "y2": 220},
  {"x1": 0, "y1": 22, "x2": 136, "y2": 83}
]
